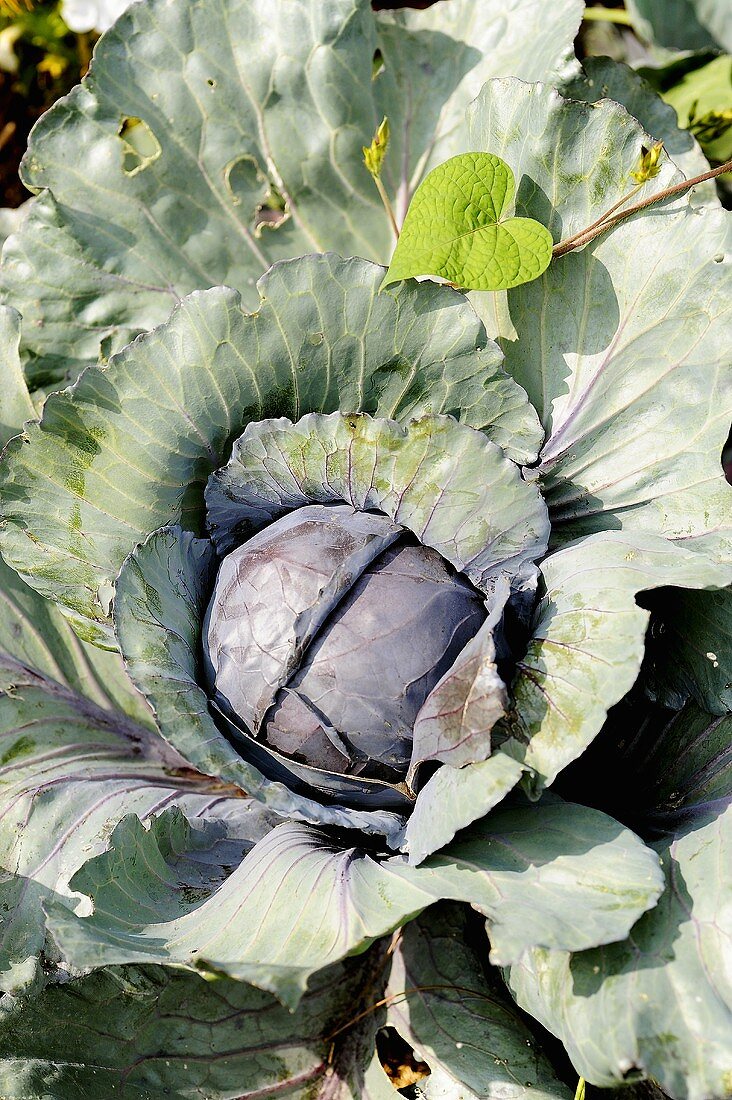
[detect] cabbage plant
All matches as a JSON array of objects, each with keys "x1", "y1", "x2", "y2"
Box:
[{"x1": 0, "y1": 1, "x2": 730, "y2": 1098}]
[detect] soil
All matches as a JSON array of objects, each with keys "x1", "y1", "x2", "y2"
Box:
[
  {"x1": 0, "y1": 68, "x2": 48, "y2": 207},
  {"x1": 0, "y1": 40, "x2": 85, "y2": 207}
]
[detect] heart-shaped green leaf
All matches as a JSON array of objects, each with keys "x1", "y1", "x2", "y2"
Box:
[{"x1": 382, "y1": 152, "x2": 553, "y2": 291}]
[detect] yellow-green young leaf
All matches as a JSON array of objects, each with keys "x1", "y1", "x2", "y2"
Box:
[{"x1": 382, "y1": 152, "x2": 553, "y2": 291}]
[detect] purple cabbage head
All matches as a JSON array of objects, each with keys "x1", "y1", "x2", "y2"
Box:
[{"x1": 203, "y1": 504, "x2": 486, "y2": 800}]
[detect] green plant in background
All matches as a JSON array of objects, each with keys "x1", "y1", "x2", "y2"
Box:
[
  {"x1": 625, "y1": 0, "x2": 731, "y2": 53},
  {"x1": 0, "y1": 2, "x2": 730, "y2": 1098},
  {"x1": 0, "y1": 1, "x2": 88, "y2": 83},
  {"x1": 641, "y1": 53, "x2": 732, "y2": 167},
  {"x1": 579, "y1": 1, "x2": 732, "y2": 192},
  {"x1": 0, "y1": 0, "x2": 96, "y2": 210}
]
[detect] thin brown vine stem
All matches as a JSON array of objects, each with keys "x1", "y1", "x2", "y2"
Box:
[
  {"x1": 324, "y1": 982, "x2": 511, "y2": 1043},
  {"x1": 385, "y1": 928, "x2": 403, "y2": 962},
  {"x1": 553, "y1": 217, "x2": 629, "y2": 256},
  {"x1": 553, "y1": 157, "x2": 732, "y2": 258},
  {"x1": 555, "y1": 180, "x2": 645, "y2": 253}
]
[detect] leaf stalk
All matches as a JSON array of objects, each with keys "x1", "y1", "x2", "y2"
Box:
[
  {"x1": 555, "y1": 181, "x2": 645, "y2": 254},
  {"x1": 375, "y1": 175, "x2": 400, "y2": 241},
  {"x1": 364, "y1": 115, "x2": 400, "y2": 241}
]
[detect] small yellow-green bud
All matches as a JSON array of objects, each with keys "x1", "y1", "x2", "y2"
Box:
[
  {"x1": 363, "y1": 116, "x2": 390, "y2": 180},
  {"x1": 630, "y1": 141, "x2": 664, "y2": 183}
]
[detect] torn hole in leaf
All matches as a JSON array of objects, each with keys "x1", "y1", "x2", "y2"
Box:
[
  {"x1": 118, "y1": 117, "x2": 161, "y2": 176},
  {"x1": 376, "y1": 1026, "x2": 431, "y2": 1095},
  {"x1": 254, "y1": 181, "x2": 288, "y2": 235},
  {"x1": 224, "y1": 154, "x2": 262, "y2": 206},
  {"x1": 224, "y1": 154, "x2": 289, "y2": 235},
  {"x1": 372, "y1": 48, "x2": 385, "y2": 80},
  {"x1": 96, "y1": 579, "x2": 115, "y2": 618}
]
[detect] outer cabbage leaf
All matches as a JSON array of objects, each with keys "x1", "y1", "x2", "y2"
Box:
[
  {"x1": 45, "y1": 815, "x2": 437, "y2": 1008},
  {"x1": 510, "y1": 804, "x2": 732, "y2": 1100},
  {"x1": 0, "y1": 656, "x2": 275, "y2": 994},
  {"x1": 0, "y1": 254, "x2": 541, "y2": 646},
  {"x1": 626, "y1": 0, "x2": 732, "y2": 52},
  {"x1": 385, "y1": 903, "x2": 571, "y2": 1100},
  {"x1": 557, "y1": 699, "x2": 731, "y2": 833},
  {"x1": 0, "y1": 208, "x2": 23, "y2": 253},
  {"x1": 374, "y1": 0, "x2": 582, "y2": 224},
  {"x1": 562, "y1": 57, "x2": 718, "y2": 202},
  {"x1": 0, "y1": 552, "x2": 153, "y2": 730},
  {"x1": 511, "y1": 810, "x2": 732, "y2": 1100},
  {"x1": 0, "y1": 306, "x2": 34, "y2": 450},
  {"x1": 0, "y1": 953, "x2": 394, "y2": 1100},
  {"x1": 4, "y1": 0, "x2": 386, "y2": 389},
  {"x1": 633, "y1": 706, "x2": 731, "y2": 818},
  {"x1": 468, "y1": 79, "x2": 732, "y2": 559},
  {"x1": 643, "y1": 585, "x2": 732, "y2": 714},
  {"x1": 399, "y1": 753, "x2": 525, "y2": 864},
  {"x1": 510, "y1": 699, "x2": 732, "y2": 1100},
  {"x1": 0, "y1": 313, "x2": 156, "y2": 729},
  {"x1": 0, "y1": 0, "x2": 582, "y2": 390},
  {"x1": 497, "y1": 532, "x2": 732, "y2": 796},
  {"x1": 45, "y1": 797, "x2": 663, "y2": 1006},
  {"x1": 426, "y1": 796, "x2": 663, "y2": 967}
]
